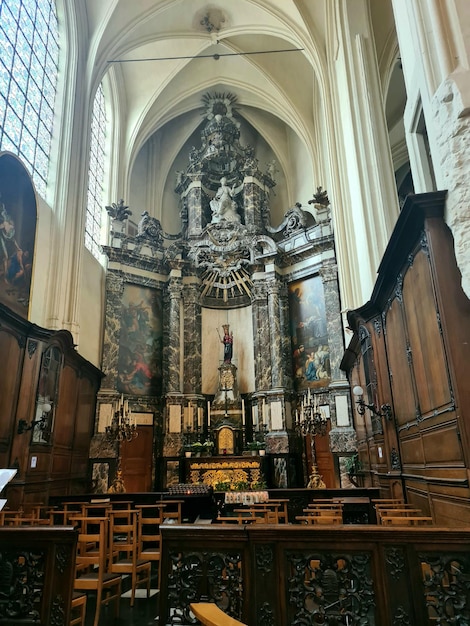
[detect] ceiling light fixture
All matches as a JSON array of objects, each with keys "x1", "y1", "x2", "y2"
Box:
[{"x1": 107, "y1": 48, "x2": 304, "y2": 64}]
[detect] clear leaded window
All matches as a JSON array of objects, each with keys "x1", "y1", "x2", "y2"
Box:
[
  {"x1": 0, "y1": 0, "x2": 59, "y2": 196},
  {"x1": 85, "y1": 84, "x2": 106, "y2": 260}
]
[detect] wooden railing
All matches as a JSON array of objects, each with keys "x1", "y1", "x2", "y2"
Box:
[
  {"x1": 0, "y1": 526, "x2": 77, "y2": 625},
  {"x1": 159, "y1": 524, "x2": 470, "y2": 626}
]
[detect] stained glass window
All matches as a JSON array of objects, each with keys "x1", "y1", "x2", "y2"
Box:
[
  {"x1": 86, "y1": 84, "x2": 107, "y2": 259},
  {"x1": 0, "y1": 0, "x2": 59, "y2": 197}
]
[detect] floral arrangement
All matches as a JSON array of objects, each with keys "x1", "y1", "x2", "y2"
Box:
[{"x1": 246, "y1": 440, "x2": 266, "y2": 451}]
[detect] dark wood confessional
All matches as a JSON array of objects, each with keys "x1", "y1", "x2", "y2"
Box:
[{"x1": 341, "y1": 191, "x2": 470, "y2": 525}]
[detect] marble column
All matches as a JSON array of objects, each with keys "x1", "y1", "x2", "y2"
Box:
[
  {"x1": 321, "y1": 261, "x2": 357, "y2": 464},
  {"x1": 166, "y1": 276, "x2": 183, "y2": 394},
  {"x1": 266, "y1": 277, "x2": 283, "y2": 388},
  {"x1": 320, "y1": 262, "x2": 347, "y2": 384},
  {"x1": 278, "y1": 280, "x2": 293, "y2": 391},
  {"x1": 243, "y1": 178, "x2": 264, "y2": 230},
  {"x1": 182, "y1": 281, "x2": 202, "y2": 394},
  {"x1": 101, "y1": 272, "x2": 125, "y2": 388},
  {"x1": 251, "y1": 279, "x2": 271, "y2": 391},
  {"x1": 185, "y1": 180, "x2": 204, "y2": 237}
]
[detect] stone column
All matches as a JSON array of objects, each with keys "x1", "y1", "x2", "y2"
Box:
[
  {"x1": 243, "y1": 178, "x2": 264, "y2": 230},
  {"x1": 278, "y1": 280, "x2": 293, "y2": 391},
  {"x1": 100, "y1": 272, "x2": 124, "y2": 388},
  {"x1": 267, "y1": 278, "x2": 282, "y2": 388},
  {"x1": 320, "y1": 262, "x2": 347, "y2": 384},
  {"x1": 251, "y1": 278, "x2": 271, "y2": 392},
  {"x1": 327, "y1": 0, "x2": 400, "y2": 307},
  {"x1": 182, "y1": 281, "x2": 202, "y2": 394},
  {"x1": 166, "y1": 276, "x2": 183, "y2": 394},
  {"x1": 185, "y1": 180, "x2": 204, "y2": 237}
]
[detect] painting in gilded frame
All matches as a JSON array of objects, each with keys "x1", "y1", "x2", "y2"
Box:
[
  {"x1": 117, "y1": 284, "x2": 163, "y2": 396},
  {"x1": 0, "y1": 154, "x2": 37, "y2": 317},
  {"x1": 288, "y1": 275, "x2": 330, "y2": 391}
]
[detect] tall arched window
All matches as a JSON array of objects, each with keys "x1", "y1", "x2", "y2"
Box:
[
  {"x1": 86, "y1": 84, "x2": 107, "y2": 260},
  {"x1": 0, "y1": 0, "x2": 59, "y2": 197}
]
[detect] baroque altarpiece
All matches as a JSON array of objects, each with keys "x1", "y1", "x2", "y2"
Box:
[{"x1": 91, "y1": 93, "x2": 356, "y2": 490}]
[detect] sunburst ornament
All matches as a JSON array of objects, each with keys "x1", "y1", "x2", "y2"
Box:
[{"x1": 202, "y1": 92, "x2": 238, "y2": 120}]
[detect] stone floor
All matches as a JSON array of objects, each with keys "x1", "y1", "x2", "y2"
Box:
[{"x1": 80, "y1": 574, "x2": 160, "y2": 626}]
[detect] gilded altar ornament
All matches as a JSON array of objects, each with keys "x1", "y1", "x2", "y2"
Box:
[
  {"x1": 219, "y1": 427, "x2": 234, "y2": 454},
  {"x1": 189, "y1": 459, "x2": 262, "y2": 487},
  {"x1": 307, "y1": 466, "x2": 326, "y2": 489}
]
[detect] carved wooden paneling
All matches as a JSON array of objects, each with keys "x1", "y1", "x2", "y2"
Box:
[
  {"x1": 342, "y1": 192, "x2": 470, "y2": 522},
  {"x1": 402, "y1": 250, "x2": 451, "y2": 414},
  {"x1": 0, "y1": 304, "x2": 102, "y2": 509},
  {"x1": 384, "y1": 298, "x2": 416, "y2": 427},
  {"x1": 0, "y1": 527, "x2": 77, "y2": 626},
  {"x1": 160, "y1": 524, "x2": 470, "y2": 626},
  {"x1": 54, "y1": 364, "x2": 78, "y2": 448}
]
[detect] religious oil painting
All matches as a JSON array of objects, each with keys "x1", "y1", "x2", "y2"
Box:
[
  {"x1": 90, "y1": 461, "x2": 111, "y2": 494},
  {"x1": 288, "y1": 275, "x2": 331, "y2": 391},
  {"x1": 0, "y1": 154, "x2": 37, "y2": 317},
  {"x1": 117, "y1": 284, "x2": 163, "y2": 396}
]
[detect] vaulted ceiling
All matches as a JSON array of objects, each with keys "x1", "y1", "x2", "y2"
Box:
[{"x1": 80, "y1": 0, "x2": 403, "y2": 232}]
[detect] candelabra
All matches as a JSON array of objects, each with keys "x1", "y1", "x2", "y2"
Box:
[
  {"x1": 295, "y1": 391, "x2": 328, "y2": 436},
  {"x1": 105, "y1": 396, "x2": 138, "y2": 443},
  {"x1": 105, "y1": 396, "x2": 137, "y2": 494},
  {"x1": 295, "y1": 391, "x2": 329, "y2": 488}
]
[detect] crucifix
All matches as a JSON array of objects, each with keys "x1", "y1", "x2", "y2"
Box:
[{"x1": 221, "y1": 383, "x2": 232, "y2": 419}]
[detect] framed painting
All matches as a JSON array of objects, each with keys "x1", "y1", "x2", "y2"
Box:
[
  {"x1": 117, "y1": 284, "x2": 163, "y2": 396},
  {"x1": 90, "y1": 460, "x2": 117, "y2": 494},
  {"x1": 288, "y1": 275, "x2": 331, "y2": 391},
  {"x1": 0, "y1": 154, "x2": 37, "y2": 317}
]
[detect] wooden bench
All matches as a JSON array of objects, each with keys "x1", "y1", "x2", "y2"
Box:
[
  {"x1": 381, "y1": 516, "x2": 433, "y2": 526},
  {"x1": 190, "y1": 602, "x2": 247, "y2": 626}
]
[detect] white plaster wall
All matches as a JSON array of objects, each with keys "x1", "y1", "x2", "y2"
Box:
[
  {"x1": 393, "y1": 0, "x2": 470, "y2": 298},
  {"x1": 29, "y1": 195, "x2": 105, "y2": 367},
  {"x1": 129, "y1": 145, "x2": 149, "y2": 219},
  {"x1": 201, "y1": 306, "x2": 255, "y2": 395},
  {"x1": 77, "y1": 249, "x2": 106, "y2": 367},
  {"x1": 29, "y1": 195, "x2": 52, "y2": 324}
]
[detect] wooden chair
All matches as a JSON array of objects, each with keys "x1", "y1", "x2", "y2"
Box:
[
  {"x1": 135, "y1": 503, "x2": 166, "y2": 563},
  {"x1": 296, "y1": 514, "x2": 343, "y2": 525},
  {"x1": 190, "y1": 602, "x2": 247, "y2": 626},
  {"x1": 48, "y1": 507, "x2": 83, "y2": 526},
  {"x1": 234, "y1": 508, "x2": 270, "y2": 523},
  {"x1": 381, "y1": 516, "x2": 433, "y2": 526},
  {"x1": 73, "y1": 517, "x2": 121, "y2": 626},
  {"x1": 305, "y1": 502, "x2": 344, "y2": 511},
  {"x1": 378, "y1": 508, "x2": 423, "y2": 524},
  {"x1": 375, "y1": 504, "x2": 422, "y2": 524},
  {"x1": 216, "y1": 513, "x2": 258, "y2": 524},
  {"x1": 161, "y1": 499, "x2": 184, "y2": 524},
  {"x1": 70, "y1": 591, "x2": 87, "y2": 626},
  {"x1": 108, "y1": 509, "x2": 151, "y2": 607},
  {"x1": 267, "y1": 499, "x2": 289, "y2": 523},
  {"x1": 303, "y1": 504, "x2": 343, "y2": 522},
  {"x1": 245, "y1": 502, "x2": 282, "y2": 523}
]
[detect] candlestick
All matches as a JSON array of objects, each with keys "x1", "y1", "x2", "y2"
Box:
[
  {"x1": 207, "y1": 401, "x2": 211, "y2": 427},
  {"x1": 241, "y1": 398, "x2": 245, "y2": 426},
  {"x1": 262, "y1": 399, "x2": 266, "y2": 425}
]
